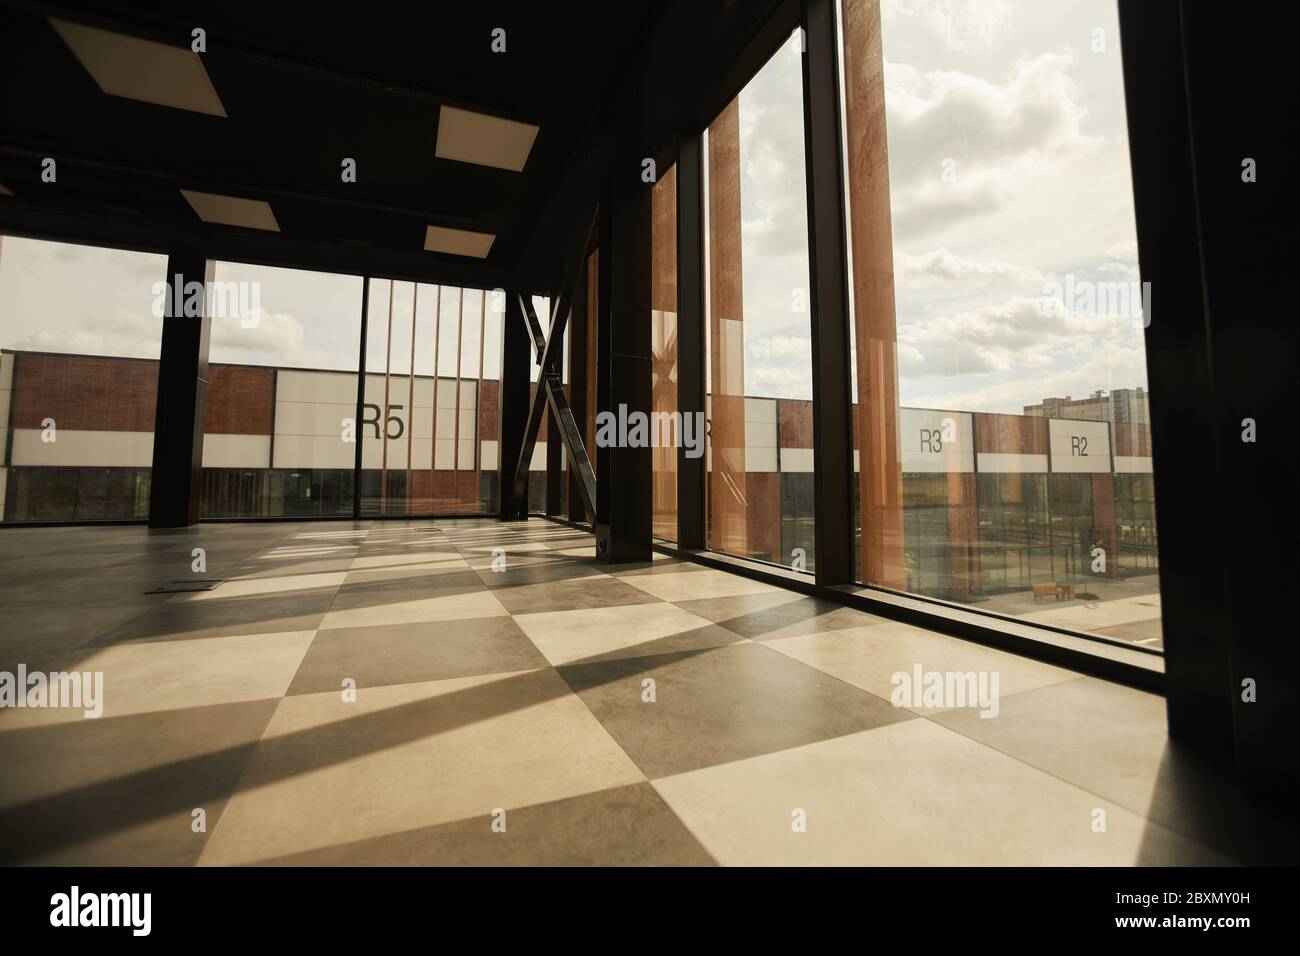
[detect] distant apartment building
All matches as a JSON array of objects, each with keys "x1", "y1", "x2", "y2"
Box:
[{"x1": 1024, "y1": 387, "x2": 1150, "y2": 425}]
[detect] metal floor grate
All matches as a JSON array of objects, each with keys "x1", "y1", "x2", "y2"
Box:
[{"x1": 145, "y1": 579, "x2": 225, "y2": 594}]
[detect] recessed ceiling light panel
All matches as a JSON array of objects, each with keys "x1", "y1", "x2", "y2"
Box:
[
  {"x1": 50, "y1": 18, "x2": 228, "y2": 117},
  {"x1": 181, "y1": 189, "x2": 280, "y2": 232},
  {"x1": 435, "y1": 105, "x2": 538, "y2": 172},
  {"x1": 424, "y1": 225, "x2": 495, "y2": 258}
]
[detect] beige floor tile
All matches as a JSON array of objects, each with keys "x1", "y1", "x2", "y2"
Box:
[
  {"x1": 343, "y1": 560, "x2": 474, "y2": 585},
  {"x1": 0, "y1": 631, "x2": 314, "y2": 728},
  {"x1": 0, "y1": 698, "x2": 280, "y2": 865},
  {"x1": 765, "y1": 622, "x2": 1079, "y2": 715},
  {"x1": 653, "y1": 719, "x2": 1230, "y2": 866},
  {"x1": 618, "y1": 568, "x2": 781, "y2": 601},
  {"x1": 168, "y1": 571, "x2": 347, "y2": 602},
  {"x1": 671, "y1": 590, "x2": 811, "y2": 620},
  {"x1": 231, "y1": 558, "x2": 356, "y2": 579},
  {"x1": 462, "y1": 551, "x2": 559, "y2": 571},
  {"x1": 318, "y1": 589, "x2": 507, "y2": 630},
  {"x1": 349, "y1": 552, "x2": 467, "y2": 570},
  {"x1": 199, "y1": 669, "x2": 645, "y2": 864},
  {"x1": 513, "y1": 602, "x2": 731, "y2": 665},
  {"x1": 465, "y1": 542, "x2": 553, "y2": 554}
]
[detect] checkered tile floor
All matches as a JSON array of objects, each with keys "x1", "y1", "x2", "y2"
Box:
[{"x1": 0, "y1": 519, "x2": 1289, "y2": 865}]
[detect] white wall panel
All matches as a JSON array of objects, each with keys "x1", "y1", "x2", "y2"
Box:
[
  {"x1": 1115, "y1": 456, "x2": 1155, "y2": 474},
  {"x1": 780, "y1": 447, "x2": 814, "y2": 473},
  {"x1": 202, "y1": 434, "x2": 270, "y2": 468},
  {"x1": 11, "y1": 429, "x2": 153, "y2": 467}
]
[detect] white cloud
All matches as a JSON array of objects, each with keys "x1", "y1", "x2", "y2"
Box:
[
  {"x1": 897, "y1": 294, "x2": 1136, "y2": 377},
  {"x1": 1097, "y1": 260, "x2": 1139, "y2": 280},
  {"x1": 894, "y1": 247, "x2": 1046, "y2": 286},
  {"x1": 748, "y1": 365, "x2": 812, "y2": 400},
  {"x1": 884, "y1": 0, "x2": 1017, "y2": 52},
  {"x1": 209, "y1": 310, "x2": 329, "y2": 367},
  {"x1": 906, "y1": 337, "x2": 1149, "y2": 413},
  {"x1": 883, "y1": 51, "x2": 1100, "y2": 239},
  {"x1": 8, "y1": 307, "x2": 161, "y2": 360},
  {"x1": 748, "y1": 335, "x2": 812, "y2": 361}
]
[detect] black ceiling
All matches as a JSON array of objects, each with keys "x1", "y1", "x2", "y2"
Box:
[{"x1": 0, "y1": 0, "x2": 793, "y2": 291}]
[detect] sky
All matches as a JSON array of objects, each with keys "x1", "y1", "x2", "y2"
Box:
[
  {"x1": 728, "y1": 0, "x2": 1145, "y2": 413},
  {"x1": 0, "y1": 241, "x2": 504, "y2": 377},
  {"x1": 0, "y1": 0, "x2": 1144, "y2": 416}
]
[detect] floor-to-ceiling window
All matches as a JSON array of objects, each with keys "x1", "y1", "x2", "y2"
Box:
[
  {"x1": 652, "y1": 164, "x2": 679, "y2": 542},
  {"x1": 0, "y1": 235, "x2": 166, "y2": 522},
  {"x1": 527, "y1": 294, "x2": 551, "y2": 514},
  {"x1": 838, "y1": 0, "x2": 1161, "y2": 649},
  {"x1": 703, "y1": 35, "x2": 816, "y2": 571},
  {"x1": 362, "y1": 280, "x2": 501, "y2": 516},
  {"x1": 201, "y1": 261, "x2": 362, "y2": 519}
]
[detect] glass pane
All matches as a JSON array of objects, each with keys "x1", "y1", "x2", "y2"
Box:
[
  {"x1": 203, "y1": 261, "x2": 362, "y2": 518},
  {"x1": 652, "y1": 165, "x2": 679, "y2": 542},
  {"x1": 0, "y1": 237, "x2": 166, "y2": 521},
  {"x1": 361, "y1": 282, "x2": 497, "y2": 516},
  {"x1": 840, "y1": 0, "x2": 1161, "y2": 649},
  {"x1": 523, "y1": 295, "x2": 547, "y2": 513},
  {"x1": 704, "y1": 38, "x2": 815, "y2": 570}
]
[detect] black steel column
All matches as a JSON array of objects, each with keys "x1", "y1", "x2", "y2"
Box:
[
  {"x1": 545, "y1": 311, "x2": 564, "y2": 516},
  {"x1": 1119, "y1": 0, "x2": 1236, "y2": 764},
  {"x1": 352, "y1": 275, "x2": 370, "y2": 520},
  {"x1": 497, "y1": 289, "x2": 531, "y2": 520},
  {"x1": 148, "y1": 249, "x2": 212, "y2": 528},
  {"x1": 800, "y1": 0, "x2": 856, "y2": 586},
  {"x1": 1120, "y1": 0, "x2": 1296, "y2": 794},
  {"x1": 676, "y1": 132, "x2": 707, "y2": 550},
  {"x1": 595, "y1": 163, "x2": 653, "y2": 563},
  {"x1": 567, "y1": 259, "x2": 591, "y2": 524}
]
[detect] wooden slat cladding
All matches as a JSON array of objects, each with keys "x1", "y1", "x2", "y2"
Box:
[
  {"x1": 973, "y1": 412, "x2": 1049, "y2": 454},
  {"x1": 707, "y1": 96, "x2": 748, "y2": 556},
  {"x1": 842, "y1": 0, "x2": 905, "y2": 589},
  {"x1": 204, "y1": 364, "x2": 274, "y2": 435},
  {"x1": 779, "y1": 399, "x2": 814, "y2": 448},
  {"x1": 479, "y1": 378, "x2": 499, "y2": 442},
  {"x1": 652, "y1": 165, "x2": 679, "y2": 541},
  {"x1": 11, "y1": 352, "x2": 158, "y2": 431}
]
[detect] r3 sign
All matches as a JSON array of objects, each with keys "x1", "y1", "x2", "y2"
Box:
[{"x1": 919, "y1": 416, "x2": 957, "y2": 454}]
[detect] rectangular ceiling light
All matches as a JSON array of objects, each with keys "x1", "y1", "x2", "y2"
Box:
[
  {"x1": 435, "y1": 105, "x2": 538, "y2": 172},
  {"x1": 50, "y1": 18, "x2": 228, "y2": 117},
  {"x1": 181, "y1": 189, "x2": 280, "y2": 231},
  {"x1": 424, "y1": 225, "x2": 495, "y2": 258}
]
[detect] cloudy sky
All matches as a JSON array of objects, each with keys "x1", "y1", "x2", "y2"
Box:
[
  {"x1": 730, "y1": 0, "x2": 1145, "y2": 413},
  {"x1": 1, "y1": 0, "x2": 1143, "y2": 416},
  {"x1": 0, "y1": 239, "x2": 504, "y2": 377}
]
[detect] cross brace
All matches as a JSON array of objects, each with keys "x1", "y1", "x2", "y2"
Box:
[{"x1": 509, "y1": 215, "x2": 598, "y2": 520}]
